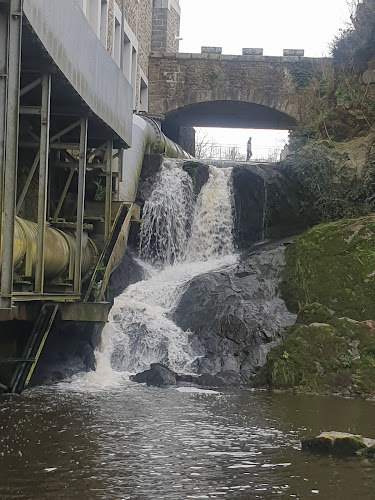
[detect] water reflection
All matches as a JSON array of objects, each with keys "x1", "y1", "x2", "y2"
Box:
[{"x1": 0, "y1": 385, "x2": 374, "y2": 499}]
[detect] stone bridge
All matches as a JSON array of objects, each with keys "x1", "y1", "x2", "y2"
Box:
[{"x1": 148, "y1": 52, "x2": 333, "y2": 144}]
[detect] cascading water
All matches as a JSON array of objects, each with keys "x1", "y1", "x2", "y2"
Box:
[{"x1": 82, "y1": 159, "x2": 237, "y2": 387}]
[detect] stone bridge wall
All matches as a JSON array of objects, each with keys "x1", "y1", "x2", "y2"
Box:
[{"x1": 149, "y1": 52, "x2": 333, "y2": 127}]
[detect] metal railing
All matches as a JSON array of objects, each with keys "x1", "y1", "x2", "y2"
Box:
[{"x1": 195, "y1": 143, "x2": 284, "y2": 162}]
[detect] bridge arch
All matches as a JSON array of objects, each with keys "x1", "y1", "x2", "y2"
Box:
[
  {"x1": 161, "y1": 100, "x2": 297, "y2": 141},
  {"x1": 149, "y1": 53, "x2": 333, "y2": 142}
]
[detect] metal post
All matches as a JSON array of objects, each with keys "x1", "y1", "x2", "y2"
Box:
[
  {"x1": 0, "y1": 0, "x2": 22, "y2": 309},
  {"x1": 104, "y1": 139, "x2": 113, "y2": 240},
  {"x1": 34, "y1": 74, "x2": 51, "y2": 293},
  {"x1": 74, "y1": 117, "x2": 88, "y2": 293},
  {"x1": 0, "y1": 5, "x2": 8, "y2": 254}
]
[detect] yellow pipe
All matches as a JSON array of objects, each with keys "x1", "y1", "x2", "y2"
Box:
[{"x1": 2, "y1": 217, "x2": 95, "y2": 281}]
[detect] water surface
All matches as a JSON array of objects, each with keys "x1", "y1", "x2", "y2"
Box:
[{"x1": 1, "y1": 385, "x2": 374, "y2": 499}]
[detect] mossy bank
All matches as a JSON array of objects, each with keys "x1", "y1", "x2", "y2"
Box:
[{"x1": 255, "y1": 216, "x2": 375, "y2": 396}]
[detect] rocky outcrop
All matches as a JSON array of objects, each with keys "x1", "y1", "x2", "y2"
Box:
[
  {"x1": 31, "y1": 322, "x2": 103, "y2": 386},
  {"x1": 254, "y1": 301, "x2": 375, "y2": 394},
  {"x1": 131, "y1": 363, "x2": 245, "y2": 388},
  {"x1": 172, "y1": 242, "x2": 296, "y2": 381},
  {"x1": 131, "y1": 363, "x2": 177, "y2": 387},
  {"x1": 231, "y1": 164, "x2": 309, "y2": 247},
  {"x1": 108, "y1": 250, "x2": 145, "y2": 302},
  {"x1": 302, "y1": 432, "x2": 375, "y2": 457},
  {"x1": 281, "y1": 215, "x2": 375, "y2": 320}
]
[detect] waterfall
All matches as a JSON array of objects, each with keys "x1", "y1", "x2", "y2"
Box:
[
  {"x1": 78, "y1": 160, "x2": 237, "y2": 388},
  {"x1": 139, "y1": 163, "x2": 194, "y2": 265},
  {"x1": 187, "y1": 166, "x2": 234, "y2": 261},
  {"x1": 261, "y1": 178, "x2": 268, "y2": 241}
]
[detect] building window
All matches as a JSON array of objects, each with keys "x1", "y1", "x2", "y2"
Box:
[
  {"x1": 113, "y1": 17, "x2": 121, "y2": 65},
  {"x1": 122, "y1": 34, "x2": 132, "y2": 80},
  {"x1": 100, "y1": 0, "x2": 108, "y2": 48},
  {"x1": 86, "y1": 0, "x2": 101, "y2": 36},
  {"x1": 139, "y1": 74, "x2": 149, "y2": 112},
  {"x1": 131, "y1": 47, "x2": 137, "y2": 93}
]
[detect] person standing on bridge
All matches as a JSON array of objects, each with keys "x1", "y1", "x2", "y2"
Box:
[{"x1": 246, "y1": 137, "x2": 252, "y2": 161}]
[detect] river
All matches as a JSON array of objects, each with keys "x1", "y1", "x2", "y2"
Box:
[
  {"x1": 1, "y1": 385, "x2": 375, "y2": 499},
  {"x1": 1, "y1": 161, "x2": 375, "y2": 499}
]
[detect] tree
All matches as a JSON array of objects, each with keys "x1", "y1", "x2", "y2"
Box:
[{"x1": 194, "y1": 129, "x2": 215, "y2": 159}]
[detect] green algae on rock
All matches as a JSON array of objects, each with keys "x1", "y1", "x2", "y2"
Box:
[
  {"x1": 254, "y1": 303, "x2": 375, "y2": 393},
  {"x1": 301, "y1": 431, "x2": 375, "y2": 457},
  {"x1": 280, "y1": 215, "x2": 375, "y2": 321}
]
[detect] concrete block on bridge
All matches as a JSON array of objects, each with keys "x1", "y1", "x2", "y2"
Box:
[
  {"x1": 201, "y1": 46, "x2": 222, "y2": 54},
  {"x1": 283, "y1": 49, "x2": 305, "y2": 57},
  {"x1": 242, "y1": 48, "x2": 263, "y2": 56}
]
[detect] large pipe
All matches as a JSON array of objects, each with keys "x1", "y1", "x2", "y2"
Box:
[
  {"x1": 2, "y1": 217, "x2": 95, "y2": 282},
  {"x1": 119, "y1": 114, "x2": 192, "y2": 202}
]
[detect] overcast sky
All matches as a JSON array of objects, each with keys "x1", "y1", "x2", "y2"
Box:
[{"x1": 178, "y1": 0, "x2": 354, "y2": 153}]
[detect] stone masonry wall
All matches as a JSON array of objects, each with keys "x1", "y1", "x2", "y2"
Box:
[
  {"x1": 152, "y1": 4, "x2": 180, "y2": 53},
  {"x1": 167, "y1": 6, "x2": 180, "y2": 52},
  {"x1": 148, "y1": 54, "x2": 334, "y2": 123}
]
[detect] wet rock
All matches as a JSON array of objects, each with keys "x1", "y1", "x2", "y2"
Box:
[
  {"x1": 30, "y1": 322, "x2": 103, "y2": 387},
  {"x1": 254, "y1": 303, "x2": 375, "y2": 393},
  {"x1": 182, "y1": 162, "x2": 210, "y2": 197},
  {"x1": 173, "y1": 242, "x2": 296, "y2": 382},
  {"x1": 364, "y1": 445, "x2": 375, "y2": 459},
  {"x1": 301, "y1": 431, "x2": 375, "y2": 457},
  {"x1": 196, "y1": 371, "x2": 244, "y2": 388},
  {"x1": 281, "y1": 216, "x2": 375, "y2": 320},
  {"x1": 108, "y1": 250, "x2": 144, "y2": 301},
  {"x1": 131, "y1": 363, "x2": 177, "y2": 387},
  {"x1": 232, "y1": 164, "x2": 308, "y2": 248}
]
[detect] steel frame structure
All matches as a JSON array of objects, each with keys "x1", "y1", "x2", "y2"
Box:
[{"x1": 0, "y1": 1, "x2": 128, "y2": 313}]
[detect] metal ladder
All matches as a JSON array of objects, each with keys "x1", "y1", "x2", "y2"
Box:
[{"x1": 9, "y1": 304, "x2": 59, "y2": 393}]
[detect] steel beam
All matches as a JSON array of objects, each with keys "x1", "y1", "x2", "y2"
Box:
[
  {"x1": 20, "y1": 76, "x2": 42, "y2": 97},
  {"x1": 16, "y1": 152, "x2": 40, "y2": 215},
  {"x1": 19, "y1": 106, "x2": 41, "y2": 115},
  {"x1": 19, "y1": 141, "x2": 81, "y2": 149},
  {"x1": 34, "y1": 74, "x2": 51, "y2": 293},
  {"x1": 52, "y1": 166, "x2": 75, "y2": 220},
  {"x1": 0, "y1": 0, "x2": 22, "y2": 309},
  {"x1": 0, "y1": 4, "x2": 8, "y2": 258},
  {"x1": 105, "y1": 139, "x2": 113, "y2": 240},
  {"x1": 17, "y1": 121, "x2": 81, "y2": 214},
  {"x1": 74, "y1": 117, "x2": 88, "y2": 293}
]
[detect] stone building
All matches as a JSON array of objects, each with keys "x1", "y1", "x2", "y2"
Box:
[{"x1": 77, "y1": 0, "x2": 181, "y2": 112}]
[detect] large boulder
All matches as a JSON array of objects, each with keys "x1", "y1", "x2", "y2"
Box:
[
  {"x1": 232, "y1": 163, "x2": 308, "y2": 247},
  {"x1": 302, "y1": 431, "x2": 375, "y2": 457},
  {"x1": 172, "y1": 242, "x2": 296, "y2": 381},
  {"x1": 131, "y1": 363, "x2": 177, "y2": 387},
  {"x1": 254, "y1": 303, "x2": 375, "y2": 394},
  {"x1": 281, "y1": 215, "x2": 375, "y2": 320}
]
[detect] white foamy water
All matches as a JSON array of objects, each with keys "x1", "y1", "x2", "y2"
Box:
[
  {"x1": 72, "y1": 160, "x2": 237, "y2": 389},
  {"x1": 139, "y1": 161, "x2": 194, "y2": 265},
  {"x1": 187, "y1": 166, "x2": 234, "y2": 262}
]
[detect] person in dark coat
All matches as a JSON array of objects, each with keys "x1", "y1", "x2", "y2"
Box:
[{"x1": 246, "y1": 137, "x2": 252, "y2": 161}]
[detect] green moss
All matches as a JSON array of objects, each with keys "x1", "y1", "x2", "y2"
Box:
[
  {"x1": 289, "y1": 60, "x2": 320, "y2": 90},
  {"x1": 280, "y1": 216, "x2": 375, "y2": 320},
  {"x1": 254, "y1": 300, "x2": 375, "y2": 394}
]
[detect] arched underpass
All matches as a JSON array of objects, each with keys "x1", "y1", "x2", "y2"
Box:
[{"x1": 161, "y1": 100, "x2": 297, "y2": 146}]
